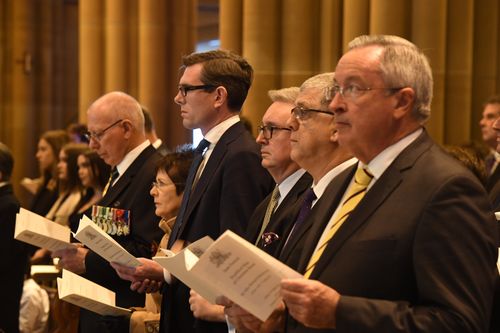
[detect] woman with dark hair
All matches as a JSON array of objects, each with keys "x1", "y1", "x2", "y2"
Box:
[
  {"x1": 46, "y1": 143, "x2": 89, "y2": 226},
  {"x1": 23, "y1": 130, "x2": 70, "y2": 216},
  {"x1": 68, "y1": 150, "x2": 110, "y2": 232}
]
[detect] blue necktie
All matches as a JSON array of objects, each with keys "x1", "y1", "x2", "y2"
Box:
[{"x1": 168, "y1": 139, "x2": 210, "y2": 247}]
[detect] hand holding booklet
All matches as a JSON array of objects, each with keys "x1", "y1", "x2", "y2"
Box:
[
  {"x1": 73, "y1": 215, "x2": 141, "y2": 267},
  {"x1": 14, "y1": 208, "x2": 75, "y2": 251},
  {"x1": 153, "y1": 230, "x2": 302, "y2": 321},
  {"x1": 57, "y1": 269, "x2": 131, "y2": 316}
]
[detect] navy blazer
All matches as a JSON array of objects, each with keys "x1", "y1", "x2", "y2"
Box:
[
  {"x1": 0, "y1": 184, "x2": 27, "y2": 333},
  {"x1": 162, "y1": 121, "x2": 274, "y2": 333},
  {"x1": 286, "y1": 131, "x2": 498, "y2": 333},
  {"x1": 246, "y1": 172, "x2": 312, "y2": 257}
]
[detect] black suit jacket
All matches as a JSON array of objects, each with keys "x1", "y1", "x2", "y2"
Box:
[
  {"x1": 0, "y1": 184, "x2": 28, "y2": 333},
  {"x1": 287, "y1": 131, "x2": 498, "y2": 333},
  {"x1": 79, "y1": 145, "x2": 163, "y2": 332},
  {"x1": 162, "y1": 121, "x2": 274, "y2": 333},
  {"x1": 246, "y1": 172, "x2": 312, "y2": 257}
]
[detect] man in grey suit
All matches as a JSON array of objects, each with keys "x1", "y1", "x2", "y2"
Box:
[{"x1": 278, "y1": 35, "x2": 498, "y2": 333}]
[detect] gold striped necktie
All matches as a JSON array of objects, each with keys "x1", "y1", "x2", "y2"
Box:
[{"x1": 304, "y1": 167, "x2": 373, "y2": 278}]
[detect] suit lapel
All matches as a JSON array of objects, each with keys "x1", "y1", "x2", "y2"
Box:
[
  {"x1": 292, "y1": 167, "x2": 356, "y2": 271},
  {"x1": 308, "y1": 131, "x2": 433, "y2": 279},
  {"x1": 176, "y1": 122, "x2": 244, "y2": 237},
  {"x1": 99, "y1": 145, "x2": 155, "y2": 208}
]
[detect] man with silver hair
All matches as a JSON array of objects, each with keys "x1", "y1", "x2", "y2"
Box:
[{"x1": 277, "y1": 35, "x2": 498, "y2": 333}]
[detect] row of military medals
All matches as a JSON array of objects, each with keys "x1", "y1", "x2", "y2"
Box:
[{"x1": 91, "y1": 205, "x2": 131, "y2": 236}]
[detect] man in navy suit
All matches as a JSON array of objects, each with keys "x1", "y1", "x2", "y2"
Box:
[
  {"x1": 54, "y1": 91, "x2": 163, "y2": 332},
  {"x1": 277, "y1": 35, "x2": 498, "y2": 333},
  {"x1": 158, "y1": 50, "x2": 274, "y2": 333}
]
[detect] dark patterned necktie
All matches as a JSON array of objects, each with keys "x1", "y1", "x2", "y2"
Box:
[{"x1": 168, "y1": 139, "x2": 210, "y2": 247}]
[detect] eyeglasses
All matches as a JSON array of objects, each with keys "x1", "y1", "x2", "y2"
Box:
[
  {"x1": 84, "y1": 119, "x2": 123, "y2": 142},
  {"x1": 327, "y1": 84, "x2": 403, "y2": 101},
  {"x1": 258, "y1": 124, "x2": 291, "y2": 140},
  {"x1": 178, "y1": 84, "x2": 216, "y2": 97},
  {"x1": 291, "y1": 106, "x2": 334, "y2": 121},
  {"x1": 151, "y1": 179, "x2": 183, "y2": 190}
]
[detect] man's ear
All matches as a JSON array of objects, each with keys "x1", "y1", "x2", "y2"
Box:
[
  {"x1": 121, "y1": 120, "x2": 133, "y2": 139},
  {"x1": 393, "y1": 88, "x2": 415, "y2": 119},
  {"x1": 214, "y1": 86, "x2": 228, "y2": 108}
]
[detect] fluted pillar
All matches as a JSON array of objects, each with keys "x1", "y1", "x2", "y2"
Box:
[
  {"x1": 471, "y1": 0, "x2": 500, "y2": 140},
  {"x1": 412, "y1": 0, "x2": 446, "y2": 143},
  {"x1": 370, "y1": 0, "x2": 410, "y2": 37},
  {"x1": 444, "y1": 0, "x2": 474, "y2": 144},
  {"x1": 281, "y1": 0, "x2": 319, "y2": 87},
  {"x1": 242, "y1": 0, "x2": 280, "y2": 132},
  {"x1": 343, "y1": 0, "x2": 369, "y2": 51},
  {"x1": 163, "y1": 0, "x2": 197, "y2": 147},
  {"x1": 79, "y1": 0, "x2": 104, "y2": 121},
  {"x1": 220, "y1": 0, "x2": 243, "y2": 54},
  {"x1": 319, "y1": 0, "x2": 343, "y2": 72},
  {"x1": 105, "y1": 0, "x2": 128, "y2": 92},
  {"x1": 138, "y1": 0, "x2": 168, "y2": 139},
  {"x1": 10, "y1": 0, "x2": 36, "y2": 203}
]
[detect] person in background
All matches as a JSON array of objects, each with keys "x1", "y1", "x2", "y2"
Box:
[
  {"x1": 31, "y1": 142, "x2": 88, "y2": 264},
  {"x1": 18, "y1": 262, "x2": 50, "y2": 333},
  {"x1": 479, "y1": 95, "x2": 500, "y2": 204},
  {"x1": 68, "y1": 149, "x2": 111, "y2": 232},
  {"x1": 142, "y1": 106, "x2": 169, "y2": 156},
  {"x1": 67, "y1": 123, "x2": 89, "y2": 144},
  {"x1": 0, "y1": 142, "x2": 29, "y2": 333},
  {"x1": 22, "y1": 130, "x2": 69, "y2": 215}
]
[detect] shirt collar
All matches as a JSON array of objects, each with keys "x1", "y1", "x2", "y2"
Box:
[
  {"x1": 116, "y1": 140, "x2": 151, "y2": 177},
  {"x1": 313, "y1": 157, "x2": 358, "y2": 200},
  {"x1": 204, "y1": 115, "x2": 241, "y2": 147},
  {"x1": 277, "y1": 169, "x2": 307, "y2": 206},
  {"x1": 363, "y1": 127, "x2": 423, "y2": 180}
]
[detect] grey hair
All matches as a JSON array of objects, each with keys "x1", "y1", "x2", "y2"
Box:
[
  {"x1": 348, "y1": 35, "x2": 433, "y2": 123},
  {"x1": 268, "y1": 87, "x2": 300, "y2": 104},
  {"x1": 300, "y1": 72, "x2": 335, "y2": 108}
]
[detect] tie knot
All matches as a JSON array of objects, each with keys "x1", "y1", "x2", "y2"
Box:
[
  {"x1": 354, "y1": 167, "x2": 373, "y2": 187},
  {"x1": 303, "y1": 188, "x2": 317, "y2": 206},
  {"x1": 271, "y1": 186, "x2": 281, "y2": 202},
  {"x1": 195, "y1": 139, "x2": 210, "y2": 154},
  {"x1": 110, "y1": 168, "x2": 119, "y2": 182}
]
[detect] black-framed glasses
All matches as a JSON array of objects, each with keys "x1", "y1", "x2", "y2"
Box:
[
  {"x1": 258, "y1": 124, "x2": 291, "y2": 140},
  {"x1": 327, "y1": 84, "x2": 403, "y2": 101},
  {"x1": 291, "y1": 106, "x2": 334, "y2": 121},
  {"x1": 178, "y1": 84, "x2": 216, "y2": 97},
  {"x1": 84, "y1": 119, "x2": 123, "y2": 142}
]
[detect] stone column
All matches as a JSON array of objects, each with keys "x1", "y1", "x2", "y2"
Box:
[
  {"x1": 79, "y1": 0, "x2": 104, "y2": 121},
  {"x1": 412, "y1": 0, "x2": 446, "y2": 143}
]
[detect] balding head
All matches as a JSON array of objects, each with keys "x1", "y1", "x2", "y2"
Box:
[{"x1": 87, "y1": 92, "x2": 147, "y2": 167}]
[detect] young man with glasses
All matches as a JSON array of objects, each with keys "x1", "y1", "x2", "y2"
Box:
[
  {"x1": 151, "y1": 50, "x2": 273, "y2": 333},
  {"x1": 53, "y1": 91, "x2": 163, "y2": 333}
]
